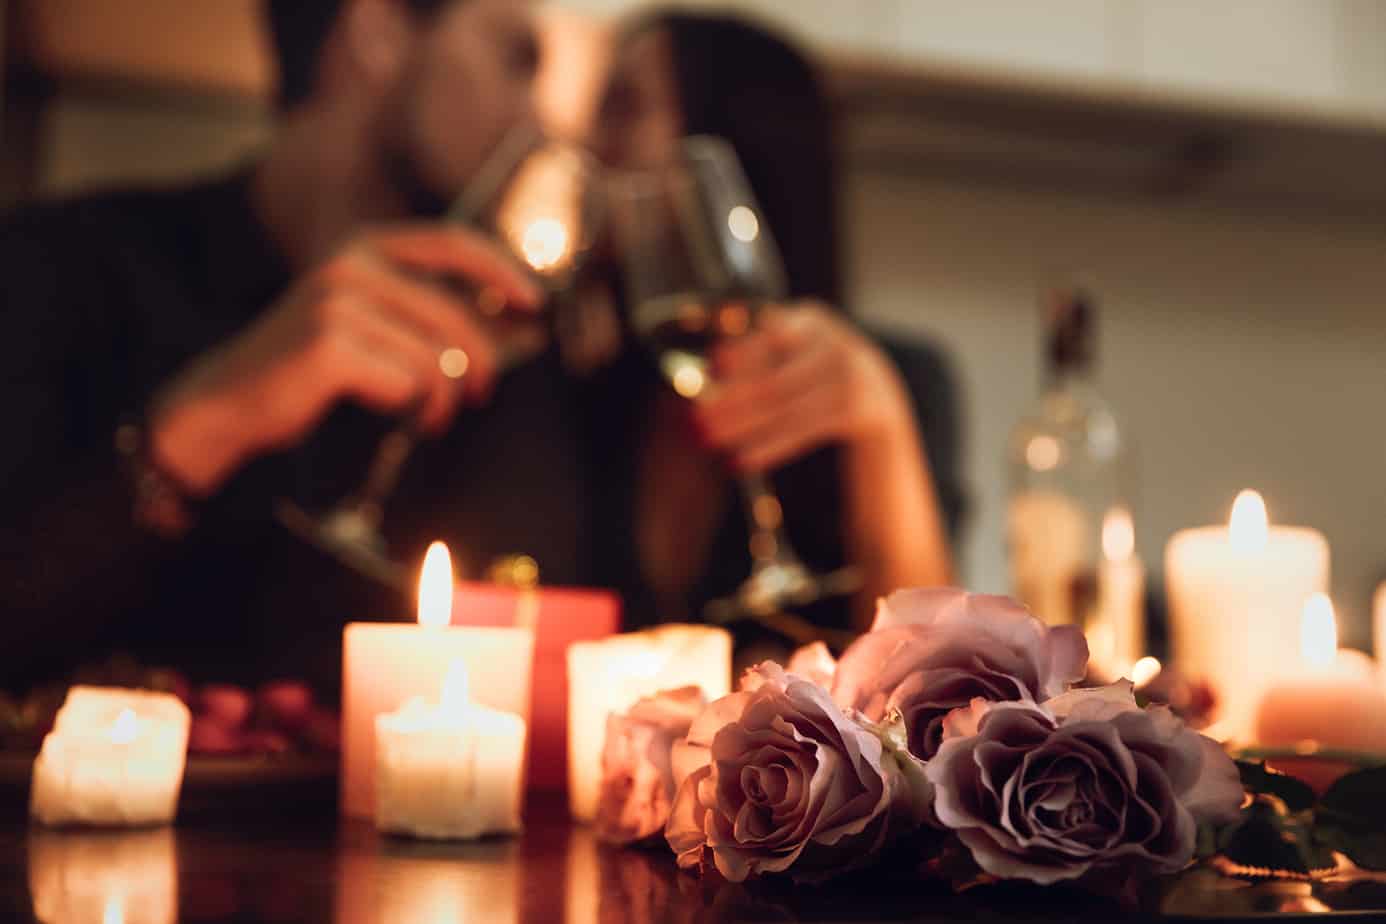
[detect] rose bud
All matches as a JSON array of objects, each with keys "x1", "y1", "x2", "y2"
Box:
[
  {"x1": 197, "y1": 684, "x2": 253, "y2": 729},
  {"x1": 257, "y1": 681, "x2": 314, "y2": 732}
]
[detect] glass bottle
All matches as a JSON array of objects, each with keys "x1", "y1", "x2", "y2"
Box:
[{"x1": 1007, "y1": 287, "x2": 1142, "y2": 674}]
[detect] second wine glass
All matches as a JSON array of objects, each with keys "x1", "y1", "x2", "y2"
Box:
[{"x1": 612, "y1": 136, "x2": 857, "y2": 637}]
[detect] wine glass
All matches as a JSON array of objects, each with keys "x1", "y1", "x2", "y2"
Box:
[
  {"x1": 276, "y1": 126, "x2": 604, "y2": 586},
  {"x1": 611, "y1": 136, "x2": 858, "y2": 634}
]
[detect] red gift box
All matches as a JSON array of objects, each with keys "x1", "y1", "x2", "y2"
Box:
[{"x1": 450, "y1": 582, "x2": 620, "y2": 792}]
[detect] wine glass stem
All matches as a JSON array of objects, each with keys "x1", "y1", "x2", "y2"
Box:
[
  {"x1": 738, "y1": 472, "x2": 799, "y2": 567},
  {"x1": 349, "y1": 427, "x2": 417, "y2": 530}
]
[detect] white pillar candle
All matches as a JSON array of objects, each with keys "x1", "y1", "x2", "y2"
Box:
[
  {"x1": 30, "y1": 687, "x2": 190, "y2": 827},
  {"x1": 342, "y1": 542, "x2": 534, "y2": 818},
  {"x1": 567, "y1": 624, "x2": 731, "y2": 822},
  {"x1": 29, "y1": 828, "x2": 177, "y2": 924},
  {"x1": 1165, "y1": 490, "x2": 1329, "y2": 744},
  {"x1": 1255, "y1": 594, "x2": 1386, "y2": 789},
  {"x1": 1088, "y1": 506, "x2": 1146, "y2": 680},
  {"x1": 375, "y1": 660, "x2": 526, "y2": 840}
]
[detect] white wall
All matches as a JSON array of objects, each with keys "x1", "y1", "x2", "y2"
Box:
[
  {"x1": 554, "y1": 0, "x2": 1386, "y2": 123},
  {"x1": 844, "y1": 170, "x2": 1386, "y2": 646}
]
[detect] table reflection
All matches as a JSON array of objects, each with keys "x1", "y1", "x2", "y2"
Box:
[
  {"x1": 28, "y1": 828, "x2": 176, "y2": 924},
  {"x1": 18, "y1": 810, "x2": 1386, "y2": 923},
  {"x1": 335, "y1": 826, "x2": 521, "y2": 924}
]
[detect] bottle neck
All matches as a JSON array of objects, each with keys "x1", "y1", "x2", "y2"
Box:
[{"x1": 1045, "y1": 359, "x2": 1095, "y2": 392}]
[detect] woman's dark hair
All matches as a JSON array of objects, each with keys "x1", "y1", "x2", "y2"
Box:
[
  {"x1": 621, "y1": 12, "x2": 844, "y2": 308},
  {"x1": 263, "y1": 0, "x2": 453, "y2": 108}
]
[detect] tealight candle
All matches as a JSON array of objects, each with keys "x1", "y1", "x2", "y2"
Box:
[
  {"x1": 1255, "y1": 594, "x2": 1386, "y2": 790},
  {"x1": 1165, "y1": 490, "x2": 1329, "y2": 743},
  {"x1": 30, "y1": 687, "x2": 190, "y2": 827},
  {"x1": 28, "y1": 828, "x2": 177, "y2": 924},
  {"x1": 375, "y1": 660, "x2": 526, "y2": 840},
  {"x1": 341, "y1": 542, "x2": 534, "y2": 819},
  {"x1": 567, "y1": 624, "x2": 731, "y2": 821}
]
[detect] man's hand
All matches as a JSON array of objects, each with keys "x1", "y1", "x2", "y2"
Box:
[{"x1": 149, "y1": 225, "x2": 541, "y2": 495}]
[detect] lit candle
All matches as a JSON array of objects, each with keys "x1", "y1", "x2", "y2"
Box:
[
  {"x1": 566, "y1": 625, "x2": 731, "y2": 822},
  {"x1": 375, "y1": 659, "x2": 526, "y2": 840},
  {"x1": 1165, "y1": 490, "x2": 1329, "y2": 743},
  {"x1": 1255, "y1": 594, "x2": 1386, "y2": 790},
  {"x1": 30, "y1": 687, "x2": 190, "y2": 827},
  {"x1": 1087, "y1": 506, "x2": 1146, "y2": 679},
  {"x1": 29, "y1": 828, "x2": 177, "y2": 924},
  {"x1": 341, "y1": 542, "x2": 534, "y2": 818},
  {"x1": 449, "y1": 570, "x2": 620, "y2": 793}
]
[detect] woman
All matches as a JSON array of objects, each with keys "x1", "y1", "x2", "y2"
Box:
[{"x1": 584, "y1": 11, "x2": 965, "y2": 651}]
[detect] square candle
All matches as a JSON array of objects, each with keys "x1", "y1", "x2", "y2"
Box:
[
  {"x1": 567, "y1": 625, "x2": 732, "y2": 821},
  {"x1": 341, "y1": 542, "x2": 535, "y2": 819},
  {"x1": 30, "y1": 687, "x2": 190, "y2": 827}
]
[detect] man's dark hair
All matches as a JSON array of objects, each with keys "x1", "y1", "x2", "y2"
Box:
[{"x1": 263, "y1": 0, "x2": 453, "y2": 108}]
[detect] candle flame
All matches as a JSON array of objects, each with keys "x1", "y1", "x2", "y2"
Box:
[
  {"x1": 520, "y1": 217, "x2": 569, "y2": 272},
  {"x1": 1101, "y1": 506, "x2": 1135, "y2": 562},
  {"x1": 418, "y1": 542, "x2": 454, "y2": 628},
  {"x1": 101, "y1": 896, "x2": 124, "y2": 924},
  {"x1": 1130, "y1": 656, "x2": 1162, "y2": 688},
  {"x1": 440, "y1": 660, "x2": 470, "y2": 714},
  {"x1": 1300, "y1": 592, "x2": 1337, "y2": 669},
  {"x1": 109, "y1": 708, "x2": 138, "y2": 745},
  {"x1": 1228, "y1": 489, "x2": 1269, "y2": 554}
]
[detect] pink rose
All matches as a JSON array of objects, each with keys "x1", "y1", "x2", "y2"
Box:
[
  {"x1": 596, "y1": 686, "x2": 706, "y2": 846},
  {"x1": 832, "y1": 588, "x2": 1088, "y2": 761},
  {"x1": 925, "y1": 683, "x2": 1244, "y2": 885},
  {"x1": 665, "y1": 662, "x2": 928, "y2": 883}
]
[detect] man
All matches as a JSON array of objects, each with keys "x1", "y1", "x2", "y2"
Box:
[{"x1": 0, "y1": 0, "x2": 592, "y2": 692}]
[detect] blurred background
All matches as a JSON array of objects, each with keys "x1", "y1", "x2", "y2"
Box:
[{"x1": 3, "y1": 0, "x2": 1384, "y2": 644}]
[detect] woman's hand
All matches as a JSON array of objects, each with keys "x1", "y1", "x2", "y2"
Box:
[{"x1": 692, "y1": 302, "x2": 914, "y2": 473}]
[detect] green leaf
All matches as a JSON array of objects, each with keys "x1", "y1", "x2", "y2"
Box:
[
  {"x1": 1236, "y1": 760, "x2": 1316, "y2": 813},
  {"x1": 1315, "y1": 824, "x2": 1386, "y2": 871},
  {"x1": 1318, "y1": 766, "x2": 1386, "y2": 831},
  {"x1": 1219, "y1": 798, "x2": 1335, "y2": 878},
  {"x1": 1194, "y1": 822, "x2": 1220, "y2": 861}
]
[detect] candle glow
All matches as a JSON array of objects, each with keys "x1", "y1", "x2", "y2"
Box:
[
  {"x1": 109, "y1": 709, "x2": 139, "y2": 746},
  {"x1": 1300, "y1": 593, "x2": 1337, "y2": 670},
  {"x1": 1228, "y1": 489, "x2": 1269, "y2": 554},
  {"x1": 520, "y1": 217, "x2": 570, "y2": 272},
  {"x1": 1130, "y1": 656, "x2": 1162, "y2": 688},
  {"x1": 418, "y1": 542, "x2": 453, "y2": 628},
  {"x1": 1102, "y1": 506, "x2": 1135, "y2": 562}
]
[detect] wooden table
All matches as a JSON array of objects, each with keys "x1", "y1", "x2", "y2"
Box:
[{"x1": 4, "y1": 792, "x2": 1386, "y2": 922}]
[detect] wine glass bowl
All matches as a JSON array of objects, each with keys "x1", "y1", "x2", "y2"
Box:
[
  {"x1": 278, "y1": 130, "x2": 605, "y2": 581},
  {"x1": 611, "y1": 136, "x2": 857, "y2": 636}
]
